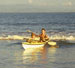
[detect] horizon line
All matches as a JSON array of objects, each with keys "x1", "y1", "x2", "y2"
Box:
[{"x1": 0, "y1": 11, "x2": 75, "y2": 13}]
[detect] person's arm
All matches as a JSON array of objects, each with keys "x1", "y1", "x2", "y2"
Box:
[
  {"x1": 32, "y1": 32, "x2": 40, "y2": 37},
  {"x1": 45, "y1": 35, "x2": 50, "y2": 41},
  {"x1": 45, "y1": 35, "x2": 48, "y2": 38},
  {"x1": 34, "y1": 33, "x2": 41, "y2": 37}
]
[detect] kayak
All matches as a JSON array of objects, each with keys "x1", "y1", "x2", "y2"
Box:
[
  {"x1": 22, "y1": 41, "x2": 57, "y2": 49},
  {"x1": 22, "y1": 42, "x2": 45, "y2": 49}
]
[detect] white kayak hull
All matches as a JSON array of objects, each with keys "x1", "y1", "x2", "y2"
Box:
[
  {"x1": 22, "y1": 41, "x2": 57, "y2": 49},
  {"x1": 22, "y1": 42, "x2": 44, "y2": 49}
]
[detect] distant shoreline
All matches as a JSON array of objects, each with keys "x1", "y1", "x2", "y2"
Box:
[{"x1": 0, "y1": 12, "x2": 75, "y2": 14}]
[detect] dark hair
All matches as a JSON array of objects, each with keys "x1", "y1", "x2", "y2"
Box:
[
  {"x1": 42, "y1": 28, "x2": 45, "y2": 31},
  {"x1": 31, "y1": 32, "x2": 35, "y2": 37}
]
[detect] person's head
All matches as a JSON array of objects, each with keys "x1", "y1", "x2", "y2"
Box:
[
  {"x1": 31, "y1": 32, "x2": 35, "y2": 38},
  {"x1": 41, "y1": 28, "x2": 46, "y2": 35}
]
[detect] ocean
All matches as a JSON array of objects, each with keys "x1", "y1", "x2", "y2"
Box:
[{"x1": 0, "y1": 13, "x2": 75, "y2": 68}]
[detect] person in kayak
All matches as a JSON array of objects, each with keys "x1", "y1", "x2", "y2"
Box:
[
  {"x1": 26, "y1": 32, "x2": 36, "y2": 42},
  {"x1": 39, "y1": 28, "x2": 49, "y2": 42},
  {"x1": 26, "y1": 28, "x2": 49, "y2": 42},
  {"x1": 31, "y1": 28, "x2": 49, "y2": 42}
]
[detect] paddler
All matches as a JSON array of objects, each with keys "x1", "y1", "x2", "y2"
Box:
[
  {"x1": 26, "y1": 32, "x2": 35, "y2": 42},
  {"x1": 31, "y1": 28, "x2": 49, "y2": 42},
  {"x1": 39, "y1": 28, "x2": 49, "y2": 42},
  {"x1": 26, "y1": 28, "x2": 49, "y2": 42}
]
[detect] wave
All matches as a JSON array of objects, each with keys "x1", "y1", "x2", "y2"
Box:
[
  {"x1": 0, "y1": 34, "x2": 75, "y2": 41},
  {"x1": 0, "y1": 31, "x2": 75, "y2": 43}
]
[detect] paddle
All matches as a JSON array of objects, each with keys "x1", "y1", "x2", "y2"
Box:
[{"x1": 48, "y1": 41, "x2": 57, "y2": 46}]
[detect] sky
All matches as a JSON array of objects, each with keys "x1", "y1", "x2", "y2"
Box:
[{"x1": 0, "y1": 0, "x2": 75, "y2": 12}]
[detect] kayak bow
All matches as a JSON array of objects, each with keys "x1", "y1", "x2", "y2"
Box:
[{"x1": 22, "y1": 42, "x2": 45, "y2": 49}]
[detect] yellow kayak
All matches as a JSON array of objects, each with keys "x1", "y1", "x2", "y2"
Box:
[
  {"x1": 22, "y1": 42, "x2": 45, "y2": 49},
  {"x1": 22, "y1": 41, "x2": 57, "y2": 49}
]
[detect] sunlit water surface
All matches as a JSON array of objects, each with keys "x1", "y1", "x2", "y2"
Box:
[
  {"x1": 0, "y1": 40, "x2": 75, "y2": 68},
  {"x1": 0, "y1": 13, "x2": 75, "y2": 68}
]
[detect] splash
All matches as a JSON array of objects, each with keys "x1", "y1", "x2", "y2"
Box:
[
  {"x1": 0, "y1": 35, "x2": 29, "y2": 40},
  {"x1": 0, "y1": 31, "x2": 75, "y2": 43},
  {"x1": 50, "y1": 35, "x2": 75, "y2": 40}
]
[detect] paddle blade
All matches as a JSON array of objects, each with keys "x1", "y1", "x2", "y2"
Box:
[{"x1": 48, "y1": 42, "x2": 57, "y2": 46}]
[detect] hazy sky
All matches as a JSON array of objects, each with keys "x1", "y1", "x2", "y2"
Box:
[{"x1": 0, "y1": 0, "x2": 75, "y2": 12}]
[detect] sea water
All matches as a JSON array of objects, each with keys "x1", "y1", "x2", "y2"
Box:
[{"x1": 0, "y1": 13, "x2": 75, "y2": 68}]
